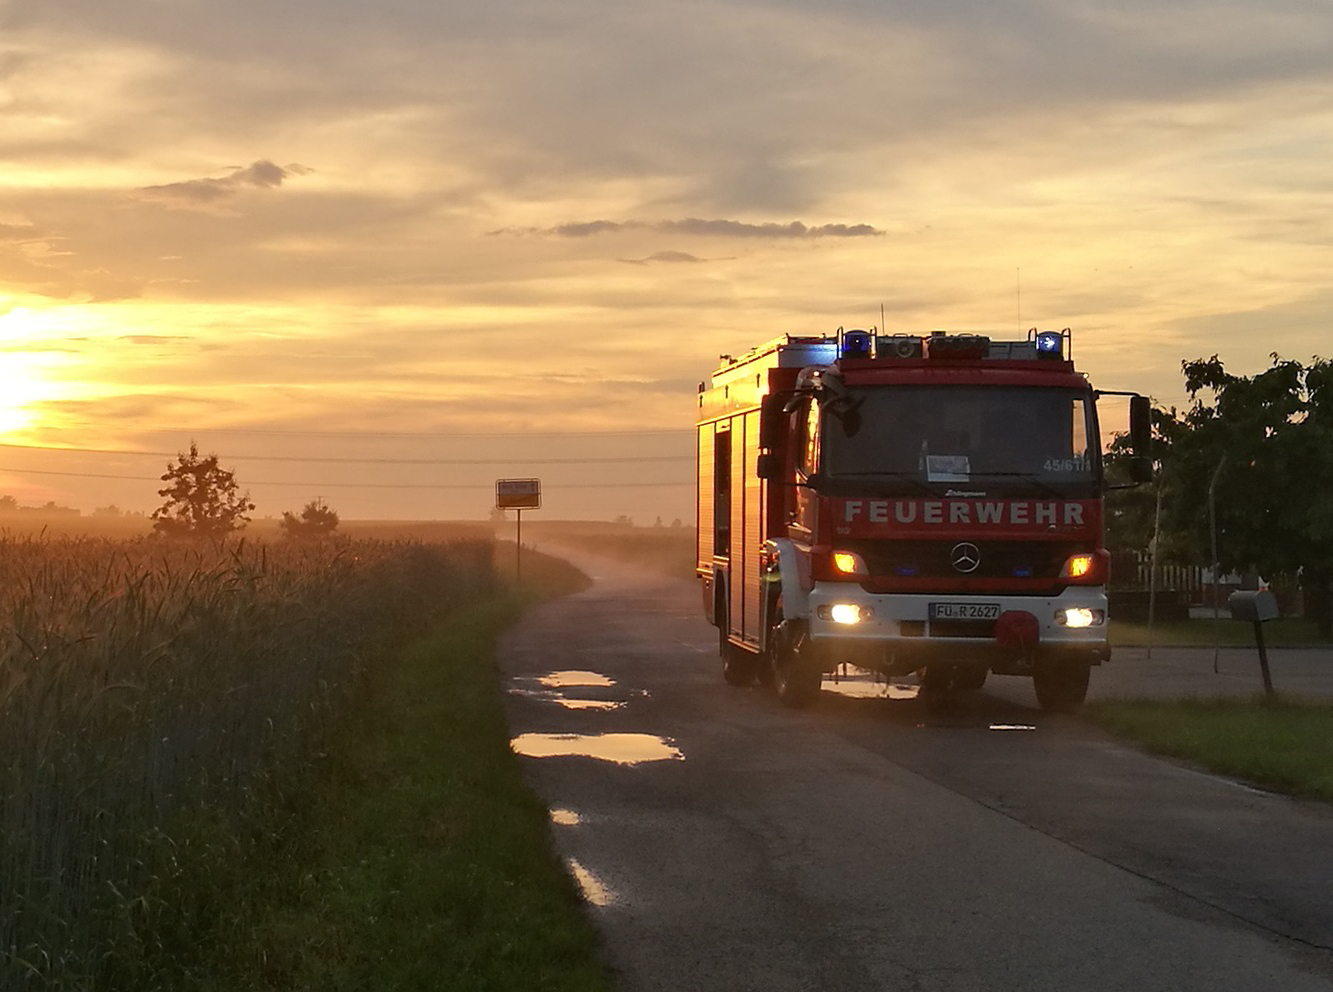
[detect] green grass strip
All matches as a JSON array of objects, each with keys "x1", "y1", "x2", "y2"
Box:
[
  {"x1": 181, "y1": 553, "x2": 610, "y2": 992},
  {"x1": 1110, "y1": 617, "x2": 1327, "y2": 647},
  {"x1": 1085, "y1": 696, "x2": 1333, "y2": 802}
]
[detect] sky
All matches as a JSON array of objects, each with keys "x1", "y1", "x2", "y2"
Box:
[{"x1": 1, "y1": 0, "x2": 1330, "y2": 523}]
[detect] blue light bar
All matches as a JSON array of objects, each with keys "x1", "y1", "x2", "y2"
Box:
[
  {"x1": 841, "y1": 329, "x2": 873, "y2": 359},
  {"x1": 1035, "y1": 331, "x2": 1063, "y2": 358}
]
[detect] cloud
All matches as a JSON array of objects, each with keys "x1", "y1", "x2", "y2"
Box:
[
  {"x1": 117, "y1": 334, "x2": 190, "y2": 345},
  {"x1": 502, "y1": 218, "x2": 885, "y2": 239},
  {"x1": 136, "y1": 160, "x2": 310, "y2": 210},
  {"x1": 619, "y1": 251, "x2": 708, "y2": 266}
]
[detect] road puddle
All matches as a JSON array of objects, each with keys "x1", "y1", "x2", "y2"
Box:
[
  {"x1": 509, "y1": 689, "x2": 624, "y2": 710},
  {"x1": 566, "y1": 857, "x2": 614, "y2": 906},
  {"x1": 550, "y1": 808, "x2": 581, "y2": 826},
  {"x1": 511, "y1": 732, "x2": 684, "y2": 764},
  {"x1": 539, "y1": 670, "x2": 616, "y2": 688},
  {"x1": 988, "y1": 723, "x2": 1038, "y2": 732},
  {"x1": 510, "y1": 668, "x2": 635, "y2": 710},
  {"x1": 823, "y1": 672, "x2": 921, "y2": 700}
]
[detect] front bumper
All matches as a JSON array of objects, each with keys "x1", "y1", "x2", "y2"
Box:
[{"x1": 805, "y1": 583, "x2": 1109, "y2": 673}]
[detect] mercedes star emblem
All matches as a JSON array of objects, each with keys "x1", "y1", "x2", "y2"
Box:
[{"x1": 950, "y1": 542, "x2": 981, "y2": 574}]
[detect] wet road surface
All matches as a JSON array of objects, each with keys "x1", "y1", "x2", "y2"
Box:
[{"x1": 498, "y1": 553, "x2": 1333, "y2": 992}]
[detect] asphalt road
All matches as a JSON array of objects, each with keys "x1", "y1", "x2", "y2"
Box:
[{"x1": 498, "y1": 552, "x2": 1333, "y2": 992}]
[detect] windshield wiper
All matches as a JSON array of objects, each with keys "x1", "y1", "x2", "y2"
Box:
[
  {"x1": 826, "y1": 472, "x2": 935, "y2": 496},
  {"x1": 967, "y1": 472, "x2": 1069, "y2": 498}
]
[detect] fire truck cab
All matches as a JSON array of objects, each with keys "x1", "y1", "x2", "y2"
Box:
[{"x1": 695, "y1": 328, "x2": 1150, "y2": 710}]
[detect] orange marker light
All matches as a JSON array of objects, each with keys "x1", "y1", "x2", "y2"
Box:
[{"x1": 1061, "y1": 552, "x2": 1105, "y2": 583}]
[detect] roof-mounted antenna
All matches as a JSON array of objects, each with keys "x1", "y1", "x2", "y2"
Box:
[{"x1": 1016, "y1": 267, "x2": 1021, "y2": 332}]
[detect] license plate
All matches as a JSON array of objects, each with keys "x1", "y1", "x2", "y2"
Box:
[{"x1": 929, "y1": 602, "x2": 1001, "y2": 621}]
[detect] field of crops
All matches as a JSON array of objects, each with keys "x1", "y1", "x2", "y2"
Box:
[{"x1": 0, "y1": 532, "x2": 496, "y2": 988}]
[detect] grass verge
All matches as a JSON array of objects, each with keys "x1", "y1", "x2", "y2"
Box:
[
  {"x1": 1110, "y1": 617, "x2": 1327, "y2": 647},
  {"x1": 1084, "y1": 696, "x2": 1333, "y2": 802},
  {"x1": 174, "y1": 549, "x2": 610, "y2": 991}
]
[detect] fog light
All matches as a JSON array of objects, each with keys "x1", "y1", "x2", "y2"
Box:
[
  {"x1": 1057, "y1": 607, "x2": 1104, "y2": 628},
  {"x1": 819, "y1": 604, "x2": 873, "y2": 624}
]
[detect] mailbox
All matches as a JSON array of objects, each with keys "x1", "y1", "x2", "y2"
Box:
[
  {"x1": 1227, "y1": 589, "x2": 1279, "y2": 623},
  {"x1": 1227, "y1": 589, "x2": 1278, "y2": 697}
]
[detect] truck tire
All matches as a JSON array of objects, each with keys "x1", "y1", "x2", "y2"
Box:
[
  {"x1": 918, "y1": 664, "x2": 987, "y2": 711},
  {"x1": 920, "y1": 664, "x2": 987, "y2": 693},
  {"x1": 719, "y1": 609, "x2": 759, "y2": 686},
  {"x1": 769, "y1": 601, "x2": 821, "y2": 708},
  {"x1": 1032, "y1": 659, "x2": 1091, "y2": 713}
]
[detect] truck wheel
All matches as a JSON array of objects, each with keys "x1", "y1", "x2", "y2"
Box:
[
  {"x1": 769, "y1": 602, "x2": 821, "y2": 708},
  {"x1": 1032, "y1": 660, "x2": 1091, "y2": 713},
  {"x1": 955, "y1": 665, "x2": 988, "y2": 692},
  {"x1": 918, "y1": 665, "x2": 955, "y2": 711},
  {"x1": 719, "y1": 611, "x2": 759, "y2": 686}
]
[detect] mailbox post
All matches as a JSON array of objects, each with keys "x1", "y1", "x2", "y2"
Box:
[{"x1": 1227, "y1": 589, "x2": 1279, "y2": 698}]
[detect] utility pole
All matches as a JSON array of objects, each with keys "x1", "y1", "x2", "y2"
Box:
[{"x1": 1208, "y1": 454, "x2": 1227, "y2": 673}]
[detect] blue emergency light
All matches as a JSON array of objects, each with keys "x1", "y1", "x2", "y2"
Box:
[
  {"x1": 840, "y1": 329, "x2": 873, "y2": 359},
  {"x1": 1035, "y1": 331, "x2": 1063, "y2": 358}
]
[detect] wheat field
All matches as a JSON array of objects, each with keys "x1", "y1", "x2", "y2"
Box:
[{"x1": 0, "y1": 533, "x2": 496, "y2": 987}]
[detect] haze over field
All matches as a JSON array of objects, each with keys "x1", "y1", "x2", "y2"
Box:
[{"x1": 1, "y1": 0, "x2": 1330, "y2": 521}]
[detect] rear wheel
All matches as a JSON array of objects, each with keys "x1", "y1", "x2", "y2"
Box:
[
  {"x1": 769, "y1": 600, "x2": 822, "y2": 708},
  {"x1": 1032, "y1": 660, "x2": 1091, "y2": 713},
  {"x1": 719, "y1": 608, "x2": 759, "y2": 686}
]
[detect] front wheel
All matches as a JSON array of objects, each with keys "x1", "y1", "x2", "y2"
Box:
[
  {"x1": 768, "y1": 601, "x2": 822, "y2": 708},
  {"x1": 1032, "y1": 660, "x2": 1091, "y2": 713}
]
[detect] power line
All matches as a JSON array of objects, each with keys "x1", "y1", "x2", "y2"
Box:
[
  {"x1": 0, "y1": 441, "x2": 692, "y2": 466},
  {"x1": 48, "y1": 422, "x2": 694, "y2": 440},
  {"x1": 0, "y1": 465, "x2": 693, "y2": 490}
]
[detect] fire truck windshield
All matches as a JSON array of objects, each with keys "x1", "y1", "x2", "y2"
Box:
[{"x1": 822, "y1": 386, "x2": 1097, "y2": 494}]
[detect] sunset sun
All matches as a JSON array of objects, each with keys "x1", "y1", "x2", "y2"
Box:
[{"x1": 0, "y1": 351, "x2": 62, "y2": 436}]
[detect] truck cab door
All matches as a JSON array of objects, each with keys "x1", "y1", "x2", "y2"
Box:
[
  {"x1": 789, "y1": 400, "x2": 819, "y2": 540},
  {"x1": 713, "y1": 427, "x2": 731, "y2": 558}
]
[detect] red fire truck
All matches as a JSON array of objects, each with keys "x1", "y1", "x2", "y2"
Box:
[{"x1": 695, "y1": 328, "x2": 1150, "y2": 710}]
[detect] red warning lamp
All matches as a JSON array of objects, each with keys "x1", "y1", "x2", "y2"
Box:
[{"x1": 926, "y1": 333, "x2": 991, "y2": 360}]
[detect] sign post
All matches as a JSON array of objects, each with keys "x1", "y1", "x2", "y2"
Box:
[{"x1": 495, "y1": 478, "x2": 541, "y2": 581}]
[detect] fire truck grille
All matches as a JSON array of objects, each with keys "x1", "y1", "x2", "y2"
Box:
[{"x1": 851, "y1": 540, "x2": 1083, "y2": 585}]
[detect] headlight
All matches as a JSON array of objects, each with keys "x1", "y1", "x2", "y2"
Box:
[
  {"x1": 1056, "y1": 607, "x2": 1105, "y2": 628},
  {"x1": 819, "y1": 604, "x2": 874, "y2": 624}
]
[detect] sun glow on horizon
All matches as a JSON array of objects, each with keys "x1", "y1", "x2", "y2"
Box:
[
  {"x1": 0, "y1": 309, "x2": 84, "y2": 437},
  {"x1": 0, "y1": 352, "x2": 59, "y2": 435}
]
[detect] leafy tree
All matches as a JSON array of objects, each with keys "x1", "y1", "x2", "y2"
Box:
[
  {"x1": 151, "y1": 442, "x2": 255, "y2": 539},
  {"x1": 1154, "y1": 354, "x2": 1333, "y2": 636},
  {"x1": 279, "y1": 498, "x2": 340, "y2": 539}
]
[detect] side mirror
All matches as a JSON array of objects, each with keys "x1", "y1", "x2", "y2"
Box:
[
  {"x1": 756, "y1": 453, "x2": 779, "y2": 480},
  {"x1": 1128, "y1": 455, "x2": 1153, "y2": 484},
  {"x1": 1129, "y1": 394, "x2": 1152, "y2": 455},
  {"x1": 760, "y1": 394, "x2": 787, "y2": 449}
]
